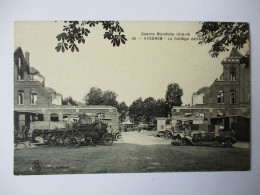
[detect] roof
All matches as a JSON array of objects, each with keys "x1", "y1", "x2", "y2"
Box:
[
  {"x1": 229, "y1": 48, "x2": 243, "y2": 58},
  {"x1": 14, "y1": 105, "x2": 118, "y2": 112},
  {"x1": 79, "y1": 105, "x2": 117, "y2": 109},
  {"x1": 222, "y1": 48, "x2": 244, "y2": 64},
  {"x1": 46, "y1": 87, "x2": 56, "y2": 93}
]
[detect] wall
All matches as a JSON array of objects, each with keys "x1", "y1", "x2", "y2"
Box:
[
  {"x1": 14, "y1": 47, "x2": 61, "y2": 110},
  {"x1": 203, "y1": 49, "x2": 250, "y2": 107},
  {"x1": 172, "y1": 106, "x2": 250, "y2": 119},
  {"x1": 192, "y1": 93, "x2": 204, "y2": 106},
  {"x1": 19, "y1": 106, "x2": 120, "y2": 133},
  {"x1": 14, "y1": 48, "x2": 119, "y2": 133}
]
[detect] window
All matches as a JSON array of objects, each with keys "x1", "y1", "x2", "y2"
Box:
[
  {"x1": 230, "y1": 67, "x2": 236, "y2": 80},
  {"x1": 217, "y1": 90, "x2": 224, "y2": 103},
  {"x1": 219, "y1": 73, "x2": 224, "y2": 81},
  {"x1": 50, "y1": 113, "x2": 59, "y2": 122},
  {"x1": 230, "y1": 90, "x2": 236, "y2": 104},
  {"x1": 17, "y1": 58, "x2": 24, "y2": 80},
  {"x1": 30, "y1": 91, "x2": 37, "y2": 104},
  {"x1": 18, "y1": 70, "x2": 24, "y2": 80},
  {"x1": 62, "y1": 114, "x2": 71, "y2": 122},
  {"x1": 18, "y1": 58, "x2": 22, "y2": 68},
  {"x1": 18, "y1": 90, "x2": 24, "y2": 105},
  {"x1": 32, "y1": 114, "x2": 44, "y2": 122}
]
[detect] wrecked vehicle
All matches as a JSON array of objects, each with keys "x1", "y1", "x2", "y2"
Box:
[
  {"x1": 164, "y1": 123, "x2": 186, "y2": 140},
  {"x1": 31, "y1": 114, "x2": 114, "y2": 147},
  {"x1": 171, "y1": 124, "x2": 237, "y2": 147},
  {"x1": 64, "y1": 114, "x2": 113, "y2": 147}
]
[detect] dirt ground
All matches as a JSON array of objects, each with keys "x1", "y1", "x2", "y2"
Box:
[{"x1": 14, "y1": 131, "x2": 250, "y2": 175}]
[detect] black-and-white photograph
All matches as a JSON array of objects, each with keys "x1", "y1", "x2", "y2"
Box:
[{"x1": 13, "y1": 21, "x2": 250, "y2": 175}]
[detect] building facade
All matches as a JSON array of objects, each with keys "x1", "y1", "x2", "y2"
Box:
[
  {"x1": 14, "y1": 47, "x2": 119, "y2": 133},
  {"x1": 171, "y1": 48, "x2": 250, "y2": 140},
  {"x1": 191, "y1": 87, "x2": 210, "y2": 106},
  {"x1": 203, "y1": 48, "x2": 250, "y2": 112}
]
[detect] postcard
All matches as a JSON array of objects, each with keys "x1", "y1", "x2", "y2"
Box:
[{"x1": 14, "y1": 21, "x2": 250, "y2": 175}]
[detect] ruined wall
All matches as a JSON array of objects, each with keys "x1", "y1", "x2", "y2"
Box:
[
  {"x1": 39, "y1": 107, "x2": 119, "y2": 132},
  {"x1": 172, "y1": 106, "x2": 250, "y2": 119},
  {"x1": 14, "y1": 47, "x2": 62, "y2": 109}
]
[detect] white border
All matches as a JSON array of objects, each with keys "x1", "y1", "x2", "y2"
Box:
[{"x1": 1, "y1": 0, "x2": 260, "y2": 194}]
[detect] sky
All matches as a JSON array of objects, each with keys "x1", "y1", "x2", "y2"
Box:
[{"x1": 14, "y1": 21, "x2": 249, "y2": 106}]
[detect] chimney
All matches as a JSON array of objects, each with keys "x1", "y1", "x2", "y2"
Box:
[{"x1": 25, "y1": 51, "x2": 30, "y2": 66}]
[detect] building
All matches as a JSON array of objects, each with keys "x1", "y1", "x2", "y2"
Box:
[
  {"x1": 192, "y1": 87, "x2": 210, "y2": 106},
  {"x1": 14, "y1": 47, "x2": 119, "y2": 133},
  {"x1": 202, "y1": 48, "x2": 250, "y2": 114},
  {"x1": 171, "y1": 48, "x2": 250, "y2": 140}
]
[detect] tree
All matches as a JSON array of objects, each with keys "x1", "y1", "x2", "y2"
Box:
[
  {"x1": 165, "y1": 83, "x2": 183, "y2": 116},
  {"x1": 129, "y1": 97, "x2": 168, "y2": 124},
  {"x1": 129, "y1": 98, "x2": 145, "y2": 124},
  {"x1": 117, "y1": 102, "x2": 128, "y2": 123},
  {"x1": 55, "y1": 21, "x2": 127, "y2": 52},
  {"x1": 155, "y1": 98, "x2": 168, "y2": 118},
  {"x1": 102, "y1": 90, "x2": 119, "y2": 107},
  {"x1": 62, "y1": 96, "x2": 78, "y2": 106},
  {"x1": 83, "y1": 87, "x2": 103, "y2": 105},
  {"x1": 83, "y1": 87, "x2": 129, "y2": 122},
  {"x1": 196, "y1": 22, "x2": 249, "y2": 59},
  {"x1": 143, "y1": 97, "x2": 157, "y2": 123}
]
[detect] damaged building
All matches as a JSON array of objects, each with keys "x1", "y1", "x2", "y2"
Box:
[
  {"x1": 158, "y1": 48, "x2": 250, "y2": 140},
  {"x1": 14, "y1": 47, "x2": 119, "y2": 133}
]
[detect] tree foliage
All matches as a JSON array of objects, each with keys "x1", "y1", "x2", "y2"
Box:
[
  {"x1": 55, "y1": 21, "x2": 127, "y2": 52},
  {"x1": 83, "y1": 87, "x2": 128, "y2": 122},
  {"x1": 154, "y1": 98, "x2": 168, "y2": 118},
  {"x1": 129, "y1": 97, "x2": 168, "y2": 124},
  {"x1": 165, "y1": 83, "x2": 183, "y2": 116},
  {"x1": 143, "y1": 97, "x2": 157, "y2": 123},
  {"x1": 102, "y1": 90, "x2": 119, "y2": 108},
  {"x1": 129, "y1": 98, "x2": 145, "y2": 124},
  {"x1": 84, "y1": 87, "x2": 104, "y2": 105},
  {"x1": 196, "y1": 22, "x2": 249, "y2": 58},
  {"x1": 62, "y1": 96, "x2": 78, "y2": 106},
  {"x1": 117, "y1": 102, "x2": 128, "y2": 123}
]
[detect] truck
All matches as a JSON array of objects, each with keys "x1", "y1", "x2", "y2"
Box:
[{"x1": 170, "y1": 124, "x2": 237, "y2": 147}]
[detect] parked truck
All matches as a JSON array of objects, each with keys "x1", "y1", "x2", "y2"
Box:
[{"x1": 171, "y1": 124, "x2": 237, "y2": 147}]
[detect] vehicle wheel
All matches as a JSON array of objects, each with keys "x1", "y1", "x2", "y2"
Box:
[
  {"x1": 31, "y1": 160, "x2": 43, "y2": 172},
  {"x1": 55, "y1": 134, "x2": 64, "y2": 146},
  {"x1": 223, "y1": 138, "x2": 233, "y2": 147},
  {"x1": 63, "y1": 130, "x2": 72, "y2": 146},
  {"x1": 45, "y1": 134, "x2": 56, "y2": 146},
  {"x1": 102, "y1": 133, "x2": 113, "y2": 146},
  {"x1": 180, "y1": 138, "x2": 190, "y2": 146},
  {"x1": 66, "y1": 130, "x2": 81, "y2": 148},
  {"x1": 165, "y1": 131, "x2": 173, "y2": 139},
  {"x1": 115, "y1": 133, "x2": 121, "y2": 140},
  {"x1": 173, "y1": 134, "x2": 181, "y2": 141}
]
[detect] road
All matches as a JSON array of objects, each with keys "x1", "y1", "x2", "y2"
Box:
[{"x1": 14, "y1": 131, "x2": 250, "y2": 175}]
